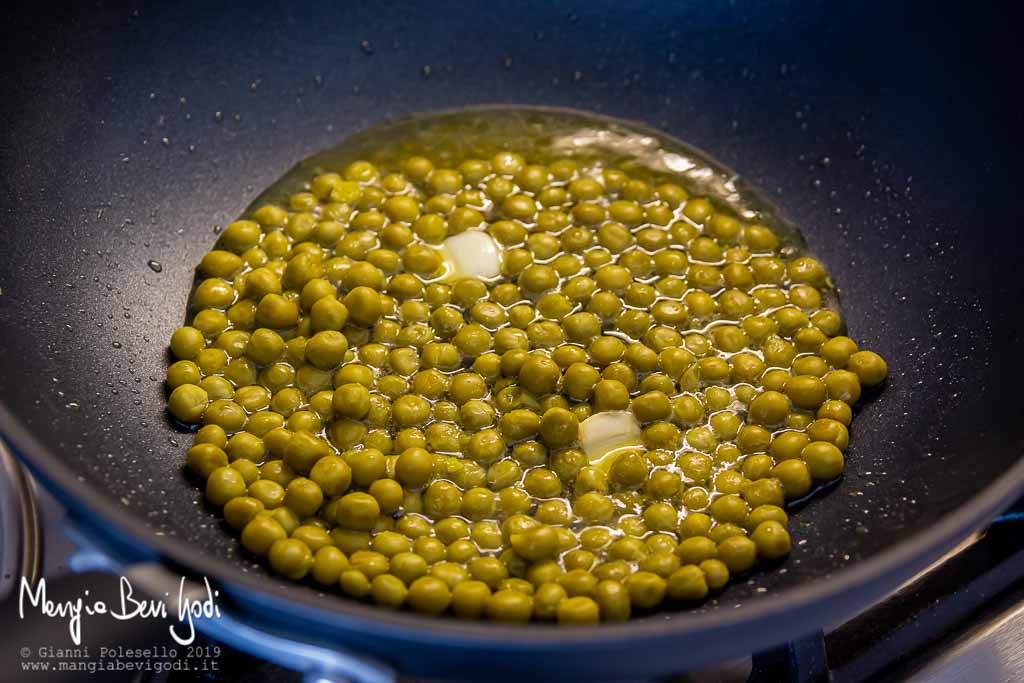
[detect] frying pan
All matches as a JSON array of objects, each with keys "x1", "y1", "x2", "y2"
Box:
[{"x1": 2, "y1": 0, "x2": 1023, "y2": 680}]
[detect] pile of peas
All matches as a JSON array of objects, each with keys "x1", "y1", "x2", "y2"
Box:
[{"x1": 166, "y1": 149, "x2": 888, "y2": 625}]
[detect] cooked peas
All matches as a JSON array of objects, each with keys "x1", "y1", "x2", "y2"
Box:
[
  {"x1": 336, "y1": 492, "x2": 380, "y2": 530},
  {"x1": 667, "y1": 565, "x2": 709, "y2": 602},
  {"x1": 241, "y1": 516, "x2": 287, "y2": 556},
  {"x1": 451, "y1": 580, "x2": 492, "y2": 619},
  {"x1": 748, "y1": 391, "x2": 791, "y2": 426},
  {"x1": 339, "y1": 569, "x2": 372, "y2": 598},
  {"x1": 169, "y1": 384, "x2": 209, "y2": 423},
  {"x1": 370, "y1": 574, "x2": 409, "y2": 609},
  {"x1": 717, "y1": 536, "x2": 758, "y2": 574},
  {"x1": 751, "y1": 520, "x2": 792, "y2": 559},
  {"x1": 625, "y1": 571, "x2": 667, "y2": 609},
  {"x1": 205, "y1": 466, "x2": 247, "y2": 506},
  {"x1": 801, "y1": 441, "x2": 846, "y2": 481},
  {"x1": 284, "y1": 477, "x2": 324, "y2": 517},
  {"x1": 556, "y1": 596, "x2": 600, "y2": 625},
  {"x1": 268, "y1": 538, "x2": 313, "y2": 580},
  {"x1": 306, "y1": 331, "x2": 349, "y2": 370},
  {"x1": 407, "y1": 576, "x2": 452, "y2": 615},
  {"x1": 486, "y1": 589, "x2": 533, "y2": 623},
  {"x1": 785, "y1": 375, "x2": 827, "y2": 410},
  {"x1": 847, "y1": 350, "x2": 888, "y2": 386},
  {"x1": 169, "y1": 124, "x2": 888, "y2": 624}
]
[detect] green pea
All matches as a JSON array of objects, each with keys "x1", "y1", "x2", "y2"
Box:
[
  {"x1": 498, "y1": 409, "x2": 541, "y2": 441},
  {"x1": 667, "y1": 565, "x2": 709, "y2": 601},
  {"x1": 451, "y1": 580, "x2": 492, "y2": 620},
  {"x1": 339, "y1": 569, "x2": 372, "y2": 598},
  {"x1": 518, "y1": 354, "x2": 561, "y2": 395},
  {"x1": 538, "y1": 407, "x2": 578, "y2": 448},
  {"x1": 387, "y1": 447, "x2": 432, "y2": 488},
  {"x1": 268, "y1": 538, "x2": 313, "y2": 580},
  {"x1": 204, "y1": 466, "x2": 246, "y2": 506},
  {"x1": 342, "y1": 287, "x2": 383, "y2": 327},
  {"x1": 641, "y1": 503, "x2": 677, "y2": 533},
  {"x1": 384, "y1": 552, "x2": 426, "y2": 586},
  {"x1": 166, "y1": 360, "x2": 201, "y2": 388},
  {"x1": 343, "y1": 448, "x2": 387, "y2": 487},
  {"x1": 466, "y1": 429, "x2": 506, "y2": 465},
  {"x1": 393, "y1": 394, "x2": 432, "y2": 427},
  {"x1": 407, "y1": 576, "x2": 452, "y2": 615},
  {"x1": 310, "y1": 296, "x2": 349, "y2": 331},
  {"x1": 624, "y1": 571, "x2": 667, "y2": 609},
  {"x1": 368, "y1": 479, "x2": 404, "y2": 515},
  {"x1": 256, "y1": 294, "x2": 299, "y2": 328},
  {"x1": 573, "y1": 492, "x2": 614, "y2": 524},
  {"x1": 742, "y1": 478, "x2": 785, "y2": 508},
  {"x1": 223, "y1": 496, "x2": 264, "y2": 529},
  {"x1": 267, "y1": 506, "x2": 300, "y2": 535},
  {"x1": 557, "y1": 363, "x2": 597, "y2": 401},
  {"x1": 717, "y1": 535, "x2": 758, "y2": 573},
  {"x1": 551, "y1": 596, "x2": 598, "y2": 625},
  {"x1": 608, "y1": 451, "x2": 646, "y2": 488},
  {"x1": 311, "y1": 546, "x2": 349, "y2": 585},
  {"x1": 594, "y1": 380, "x2": 630, "y2": 412},
  {"x1": 521, "y1": 468, "x2": 560, "y2": 499},
  {"x1": 335, "y1": 492, "x2": 380, "y2": 530},
  {"x1": 367, "y1": 573, "x2": 408, "y2": 609},
  {"x1": 248, "y1": 478, "x2": 285, "y2": 509},
  {"x1": 234, "y1": 385, "x2": 271, "y2": 413},
  {"x1": 241, "y1": 515, "x2": 287, "y2": 556},
  {"x1": 509, "y1": 525, "x2": 559, "y2": 561},
  {"x1": 332, "y1": 382, "x2": 371, "y2": 420},
  {"x1": 847, "y1": 350, "x2": 888, "y2": 386},
  {"x1": 675, "y1": 536, "x2": 718, "y2": 565},
  {"x1": 305, "y1": 331, "x2": 349, "y2": 369},
  {"x1": 169, "y1": 384, "x2": 209, "y2": 423},
  {"x1": 449, "y1": 372, "x2": 488, "y2": 404},
  {"x1": 284, "y1": 477, "x2": 324, "y2": 517},
  {"x1": 200, "y1": 249, "x2": 245, "y2": 278},
  {"x1": 485, "y1": 589, "x2": 533, "y2": 623},
  {"x1": 801, "y1": 441, "x2": 845, "y2": 480},
  {"x1": 807, "y1": 418, "x2": 850, "y2": 451},
  {"x1": 593, "y1": 580, "x2": 631, "y2": 621},
  {"x1": 291, "y1": 525, "x2": 331, "y2": 552},
  {"x1": 424, "y1": 481, "x2": 463, "y2": 519},
  {"x1": 283, "y1": 432, "x2": 330, "y2": 474},
  {"x1": 193, "y1": 424, "x2": 226, "y2": 450},
  {"x1": 825, "y1": 370, "x2": 862, "y2": 404}
]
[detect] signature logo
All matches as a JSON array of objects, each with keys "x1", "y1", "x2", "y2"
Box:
[{"x1": 19, "y1": 576, "x2": 221, "y2": 646}]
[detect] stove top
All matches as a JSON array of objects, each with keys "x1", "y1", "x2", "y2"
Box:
[{"x1": 2, "y1": 438, "x2": 1022, "y2": 683}]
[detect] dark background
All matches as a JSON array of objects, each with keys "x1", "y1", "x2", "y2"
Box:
[{"x1": 1, "y1": 0, "x2": 1022, "y2": 677}]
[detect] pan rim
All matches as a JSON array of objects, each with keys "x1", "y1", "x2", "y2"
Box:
[
  {"x1": 5, "y1": 397, "x2": 1022, "y2": 650},
  {"x1": 3, "y1": 102, "x2": 1023, "y2": 658}
]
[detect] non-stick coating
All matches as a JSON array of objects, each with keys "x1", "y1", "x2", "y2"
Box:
[{"x1": 2, "y1": 0, "x2": 1023, "y2": 677}]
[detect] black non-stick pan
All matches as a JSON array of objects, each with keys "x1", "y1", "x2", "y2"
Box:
[{"x1": 2, "y1": 0, "x2": 1023, "y2": 680}]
